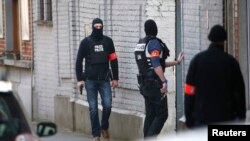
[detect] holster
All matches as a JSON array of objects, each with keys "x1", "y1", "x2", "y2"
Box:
[
  {"x1": 144, "y1": 79, "x2": 162, "y2": 89},
  {"x1": 137, "y1": 73, "x2": 162, "y2": 97},
  {"x1": 137, "y1": 73, "x2": 161, "y2": 87}
]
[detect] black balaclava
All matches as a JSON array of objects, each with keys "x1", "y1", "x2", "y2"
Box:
[
  {"x1": 144, "y1": 19, "x2": 158, "y2": 36},
  {"x1": 91, "y1": 18, "x2": 103, "y2": 41},
  {"x1": 208, "y1": 25, "x2": 227, "y2": 42}
]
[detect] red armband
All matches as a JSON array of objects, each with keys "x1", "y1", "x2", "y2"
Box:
[
  {"x1": 109, "y1": 53, "x2": 117, "y2": 61},
  {"x1": 185, "y1": 84, "x2": 196, "y2": 95},
  {"x1": 150, "y1": 50, "x2": 160, "y2": 57}
]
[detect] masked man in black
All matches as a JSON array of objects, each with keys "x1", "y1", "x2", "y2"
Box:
[
  {"x1": 135, "y1": 19, "x2": 183, "y2": 138},
  {"x1": 76, "y1": 18, "x2": 119, "y2": 141},
  {"x1": 185, "y1": 25, "x2": 246, "y2": 128}
]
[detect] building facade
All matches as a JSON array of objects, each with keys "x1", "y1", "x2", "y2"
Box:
[
  {"x1": 0, "y1": 0, "x2": 33, "y2": 119},
  {"x1": 32, "y1": 0, "x2": 176, "y2": 140}
]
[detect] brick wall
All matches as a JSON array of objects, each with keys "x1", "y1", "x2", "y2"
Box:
[
  {"x1": 70, "y1": 0, "x2": 177, "y2": 134},
  {"x1": 33, "y1": 26, "x2": 57, "y2": 121},
  {"x1": 32, "y1": 0, "x2": 58, "y2": 121},
  {"x1": 33, "y1": 0, "x2": 224, "y2": 132},
  {"x1": 182, "y1": 0, "x2": 223, "y2": 76},
  {"x1": 72, "y1": 0, "x2": 146, "y2": 112},
  {"x1": 32, "y1": 0, "x2": 176, "y2": 128},
  {"x1": 72, "y1": 0, "x2": 176, "y2": 113},
  {"x1": 55, "y1": 0, "x2": 72, "y2": 96}
]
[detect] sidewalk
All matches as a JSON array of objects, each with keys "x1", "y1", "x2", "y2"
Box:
[
  {"x1": 32, "y1": 122, "x2": 119, "y2": 141},
  {"x1": 32, "y1": 122, "x2": 92, "y2": 141},
  {"x1": 41, "y1": 130, "x2": 92, "y2": 141},
  {"x1": 41, "y1": 129, "x2": 123, "y2": 141}
]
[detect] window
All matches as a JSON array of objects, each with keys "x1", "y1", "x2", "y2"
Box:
[
  {"x1": 38, "y1": 0, "x2": 52, "y2": 21},
  {"x1": 46, "y1": 0, "x2": 52, "y2": 21},
  {"x1": 20, "y1": 0, "x2": 29, "y2": 40},
  {"x1": 10, "y1": 0, "x2": 20, "y2": 55},
  {"x1": 5, "y1": 0, "x2": 31, "y2": 60}
]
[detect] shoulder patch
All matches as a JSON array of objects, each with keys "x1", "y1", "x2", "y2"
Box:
[{"x1": 150, "y1": 50, "x2": 160, "y2": 57}]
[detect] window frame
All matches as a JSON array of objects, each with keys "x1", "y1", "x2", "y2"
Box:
[{"x1": 20, "y1": 0, "x2": 30, "y2": 41}]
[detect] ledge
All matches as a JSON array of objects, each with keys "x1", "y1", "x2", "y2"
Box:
[
  {"x1": 34, "y1": 20, "x2": 53, "y2": 27},
  {"x1": 0, "y1": 58, "x2": 32, "y2": 69}
]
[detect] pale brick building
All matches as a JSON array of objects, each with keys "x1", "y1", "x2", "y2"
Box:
[
  {"x1": 28, "y1": 0, "x2": 250, "y2": 140},
  {"x1": 32, "y1": 0, "x2": 177, "y2": 140}
]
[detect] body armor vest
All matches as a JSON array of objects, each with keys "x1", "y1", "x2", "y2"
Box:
[
  {"x1": 134, "y1": 36, "x2": 169, "y2": 76},
  {"x1": 85, "y1": 36, "x2": 110, "y2": 80}
]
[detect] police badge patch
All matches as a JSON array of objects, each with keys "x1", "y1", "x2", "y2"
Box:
[
  {"x1": 135, "y1": 43, "x2": 146, "y2": 51},
  {"x1": 94, "y1": 45, "x2": 104, "y2": 52}
]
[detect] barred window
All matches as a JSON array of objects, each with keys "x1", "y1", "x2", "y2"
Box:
[
  {"x1": 38, "y1": 0, "x2": 52, "y2": 21},
  {"x1": 39, "y1": 0, "x2": 44, "y2": 20}
]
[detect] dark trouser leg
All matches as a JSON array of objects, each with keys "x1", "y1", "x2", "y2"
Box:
[
  {"x1": 144, "y1": 95, "x2": 168, "y2": 138},
  {"x1": 143, "y1": 97, "x2": 155, "y2": 137},
  {"x1": 99, "y1": 80, "x2": 112, "y2": 130},
  {"x1": 85, "y1": 80, "x2": 101, "y2": 137}
]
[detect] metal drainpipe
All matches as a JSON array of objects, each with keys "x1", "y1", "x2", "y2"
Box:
[
  {"x1": 175, "y1": 0, "x2": 184, "y2": 131},
  {"x1": 111, "y1": 0, "x2": 113, "y2": 37},
  {"x1": 247, "y1": 0, "x2": 250, "y2": 110},
  {"x1": 31, "y1": 0, "x2": 35, "y2": 121},
  {"x1": 104, "y1": 0, "x2": 107, "y2": 35},
  {"x1": 139, "y1": 5, "x2": 142, "y2": 39}
]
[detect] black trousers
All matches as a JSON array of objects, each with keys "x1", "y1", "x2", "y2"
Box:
[{"x1": 141, "y1": 86, "x2": 168, "y2": 138}]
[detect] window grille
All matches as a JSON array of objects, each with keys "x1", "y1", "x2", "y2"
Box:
[{"x1": 38, "y1": 0, "x2": 52, "y2": 21}]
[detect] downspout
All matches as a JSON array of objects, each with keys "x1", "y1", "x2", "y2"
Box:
[
  {"x1": 247, "y1": 0, "x2": 250, "y2": 110},
  {"x1": 56, "y1": 0, "x2": 60, "y2": 91},
  {"x1": 104, "y1": 0, "x2": 107, "y2": 34},
  {"x1": 175, "y1": 0, "x2": 184, "y2": 131},
  {"x1": 31, "y1": 0, "x2": 35, "y2": 121},
  {"x1": 139, "y1": 5, "x2": 142, "y2": 39},
  {"x1": 110, "y1": 0, "x2": 113, "y2": 37}
]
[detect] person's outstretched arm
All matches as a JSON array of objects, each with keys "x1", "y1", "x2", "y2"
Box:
[{"x1": 165, "y1": 51, "x2": 184, "y2": 67}]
